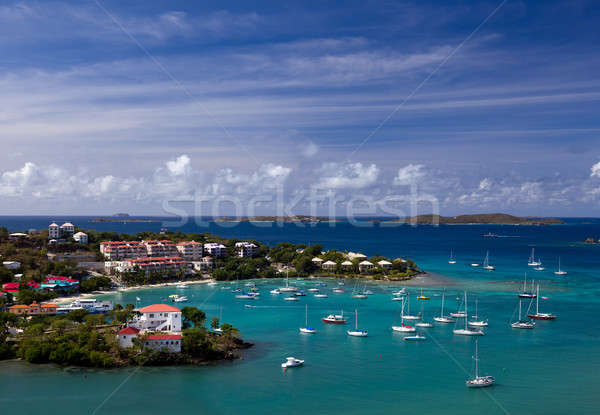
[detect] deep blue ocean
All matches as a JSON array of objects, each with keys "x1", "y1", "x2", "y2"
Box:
[{"x1": 1, "y1": 216, "x2": 600, "y2": 414}]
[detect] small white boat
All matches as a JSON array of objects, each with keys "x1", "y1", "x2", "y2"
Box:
[
  {"x1": 173, "y1": 296, "x2": 188, "y2": 303},
  {"x1": 533, "y1": 259, "x2": 545, "y2": 271},
  {"x1": 270, "y1": 289, "x2": 281, "y2": 295},
  {"x1": 333, "y1": 288, "x2": 345, "y2": 293},
  {"x1": 281, "y1": 357, "x2": 304, "y2": 368},
  {"x1": 448, "y1": 249, "x2": 456, "y2": 264},
  {"x1": 391, "y1": 296, "x2": 404, "y2": 301},
  {"x1": 347, "y1": 309, "x2": 368, "y2": 337},
  {"x1": 235, "y1": 294, "x2": 257, "y2": 299},
  {"x1": 415, "y1": 322, "x2": 434, "y2": 328},
  {"x1": 554, "y1": 257, "x2": 567, "y2": 275},
  {"x1": 207, "y1": 281, "x2": 218, "y2": 286},
  {"x1": 511, "y1": 298, "x2": 536, "y2": 329},
  {"x1": 364, "y1": 290, "x2": 374, "y2": 295},
  {"x1": 453, "y1": 292, "x2": 484, "y2": 336},
  {"x1": 352, "y1": 294, "x2": 368, "y2": 299},
  {"x1": 314, "y1": 293, "x2": 328, "y2": 298},
  {"x1": 245, "y1": 304, "x2": 256, "y2": 309},
  {"x1": 468, "y1": 298, "x2": 488, "y2": 327},
  {"x1": 308, "y1": 288, "x2": 319, "y2": 292},
  {"x1": 392, "y1": 288, "x2": 406, "y2": 296},
  {"x1": 176, "y1": 284, "x2": 189, "y2": 289},
  {"x1": 466, "y1": 339, "x2": 495, "y2": 388},
  {"x1": 284, "y1": 296, "x2": 299, "y2": 301},
  {"x1": 434, "y1": 290, "x2": 455, "y2": 323},
  {"x1": 528, "y1": 248, "x2": 541, "y2": 266},
  {"x1": 471, "y1": 263, "x2": 480, "y2": 267},
  {"x1": 450, "y1": 312, "x2": 467, "y2": 318},
  {"x1": 403, "y1": 334, "x2": 426, "y2": 341},
  {"x1": 299, "y1": 305, "x2": 316, "y2": 334},
  {"x1": 294, "y1": 291, "x2": 306, "y2": 297}
]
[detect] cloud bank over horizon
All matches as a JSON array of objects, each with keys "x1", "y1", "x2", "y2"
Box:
[{"x1": 2, "y1": 0, "x2": 600, "y2": 215}]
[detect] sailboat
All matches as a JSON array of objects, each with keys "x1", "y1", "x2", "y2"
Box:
[
  {"x1": 392, "y1": 297, "x2": 416, "y2": 332},
  {"x1": 453, "y1": 292, "x2": 484, "y2": 336},
  {"x1": 448, "y1": 249, "x2": 456, "y2": 264},
  {"x1": 280, "y1": 267, "x2": 298, "y2": 292},
  {"x1": 533, "y1": 258, "x2": 545, "y2": 270},
  {"x1": 213, "y1": 306, "x2": 223, "y2": 333},
  {"x1": 518, "y1": 273, "x2": 536, "y2": 298},
  {"x1": 468, "y1": 298, "x2": 488, "y2": 327},
  {"x1": 511, "y1": 298, "x2": 535, "y2": 329},
  {"x1": 347, "y1": 309, "x2": 368, "y2": 337},
  {"x1": 433, "y1": 289, "x2": 455, "y2": 323},
  {"x1": 417, "y1": 287, "x2": 430, "y2": 300},
  {"x1": 528, "y1": 248, "x2": 541, "y2": 266},
  {"x1": 527, "y1": 285, "x2": 557, "y2": 320},
  {"x1": 466, "y1": 338, "x2": 495, "y2": 388},
  {"x1": 402, "y1": 292, "x2": 421, "y2": 320},
  {"x1": 351, "y1": 280, "x2": 367, "y2": 299},
  {"x1": 299, "y1": 304, "x2": 316, "y2": 333},
  {"x1": 554, "y1": 257, "x2": 567, "y2": 275},
  {"x1": 450, "y1": 294, "x2": 467, "y2": 318},
  {"x1": 415, "y1": 302, "x2": 434, "y2": 327},
  {"x1": 482, "y1": 251, "x2": 495, "y2": 270}
]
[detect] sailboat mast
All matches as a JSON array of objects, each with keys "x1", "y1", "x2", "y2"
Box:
[
  {"x1": 475, "y1": 339, "x2": 479, "y2": 378},
  {"x1": 305, "y1": 304, "x2": 308, "y2": 326},
  {"x1": 464, "y1": 291, "x2": 468, "y2": 330},
  {"x1": 355, "y1": 309, "x2": 358, "y2": 330},
  {"x1": 536, "y1": 284, "x2": 539, "y2": 314},
  {"x1": 440, "y1": 291, "x2": 445, "y2": 317},
  {"x1": 518, "y1": 299, "x2": 522, "y2": 320}
]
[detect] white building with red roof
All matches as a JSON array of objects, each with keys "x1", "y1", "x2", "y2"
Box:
[
  {"x1": 117, "y1": 326, "x2": 140, "y2": 348},
  {"x1": 176, "y1": 241, "x2": 203, "y2": 260},
  {"x1": 132, "y1": 304, "x2": 182, "y2": 332},
  {"x1": 143, "y1": 334, "x2": 182, "y2": 353}
]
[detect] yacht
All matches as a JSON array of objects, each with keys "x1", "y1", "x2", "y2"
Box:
[
  {"x1": 392, "y1": 298, "x2": 416, "y2": 332},
  {"x1": 173, "y1": 296, "x2": 188, "y2": 303},
  {"x1": 403, "y1": 334, "x2": 427, "y2": 341},
  {"x1": 554, "y1": 257, "x2": 567, "y2": 275},
  {"x1": 281, "y1": 357, "x2": 304, "y2": 368},
  {"x1": 453, "y1": 292, "x2": 484, "y2": 336},
  {"x1": 518, "y1": 273, "x2": 536, "y2": 298},
  {"x1": 533, "y1": 259, "x2": 545, "y2": 271},
  {"x1": 471, "y1": 263, "x2": 480, "y2": 267},
  {"x1": 347, "y1": 309, "x2": 368, "y2": 337},
  {"x1": 448, "y1": 249, "x2": 456, "y2": 264},
  {"x1": 322, "y1": 312, "x2": 346, "y2": 324},
  {"x1": 528, "y1": 248, "x2": 541, "y2": 266},
  {"x1": 527, "y1": 284, "x2": 557, "y2": 320},
  {"x1": 333, "y1": 288, "x2": 345, "y2": 293},
  {"x1": 213, "y1": 306, "x2": 223, "y2": 333},
  {"x1": 279, "y1": 267, "x2": 298, "y2": 292},
  {"x1": 402, "y1": 294, "x2": 421, "y2": 320},
  {"x1": 284, "y1": 296, "x2": 299, "y2": 301},
  {"x1": 468, "y1": 298, "x2": 488, "y2": 327},
  {"x1": 511, "y1": 298, "x2": 535, "y2": 329},
  {"x1": 466, "y1": 339, "x2": 495, "y2": 388},
  {"x1": 299, "y1": 305, "x2": 316, "y2": 334},
  {"x1": 482, "y1": 251, "x2": 495, "y2": 270},
  {"x1": 314, "y1": 293, "x2": 328, "y2": 298},
  {"x1": 433, "y1": 290, "x2": 455, "y2": 323},
  {"x1": 270, "y1": 288, "x2": 281, "y2": 295}
]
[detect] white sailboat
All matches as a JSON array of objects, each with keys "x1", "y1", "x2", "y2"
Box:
[
  {"x1": 518, "y1": 273, "x2": 536, "y2": 298},
  {"x1": 448, "y1": 249, "x2": 456, "y2": 264},
  {"x1": 347, "y1": 309, "x2": 368, "y2": 337},
  {"x1": 511, "y1": 298, "x2": 535, "y2": 329},
  {"x1": 533, "y1": 258, "x2": 545, "y2": 271},
  {"x1": 213, "y1": 306, "x2": 223, "y2": 333},
  {"x1": 453, "y1": 292, "x2": 484, "y2": 336},
  {"x1": 554, "y1": 257, "x2": 567, "y2": 275},
  {"x1": 482, "y1": 250, "x2": 495, "y2": 270},
  {"x1": 415, "y1": 302, "x2": 434, "y2": 327},
  {"x1": 466, "y1": 338, "x2": 495, "y2": 388},
  {"x1": 528, "y1": 248, "x2": 541, "y2": 266},
  {"x1": 433, "y1": 289, "x2": 455, "y2": 323},
  {"x1": 450, "y1": 294, "x2": 467, "y2": 318},
  {"x1": 468, "y1": 298, "x2": 488, "y2": 327},
  {"x1": 299, "y1": 304, "x2": 316, "y2": 334},
  {"x1": 392, "y1": 297, "x2": 416, "y2": 332},
  {"x1": 402, "y1": 292, "x2": 421, "y2": 320},
  {"x1": 279, "y1": 267, "x2": 298, "y2": 292}
]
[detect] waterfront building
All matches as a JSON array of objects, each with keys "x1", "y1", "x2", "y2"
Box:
[
  {"x1": 322, "y1": 260, "x2": 337, "y2": 271},
  {"x1": 131, "y1": 304, "x2": 182, "y2": 332},
  {"x1": 311, "y1": 257, "x2": 324, "y2": 267},
  {"x1": 176, "y1": 241, "x2": 203, "y2": 261},
  {"x1": 358, "y1": 260, "x2": 374, "y2": 272},
  {"x1": 143, "y1": 334, "x2": 182, "y2": 353},
  {"x1": 8, "y1": 302, "x2": 58, "y2": 315},
  {"x1": 73, "y1": 232, "x2": 88, "y2": 244},
  {"x1": 341, "y1": 260, "x2": 354, "y2": 269},
  {"x1": 59, "y1": 222, "x2": 75, "y2": 237},
  {"x1": 143, "y1": 240, "x2": 180, "y2": 257},
  {"x1": 128, "y1": 257, "x2": 186, "y2": 274},
  {"x1": 192, "y1": 257, "x2": 213, "y2": 272},
  {"x1": 117, "y1": 326, "x2": 140, "y2": 348},
  {"x1": 100, "y1": 241, "x2": 148, "y2": 260},
  {"x1": 377, "y1": 260, "x2": 393, "y2": 270},
  {"x1": 48, "y1": 222, "x2": 60, "y2": 238},
  {"x1": 204, "y1": 243, "x2": 227, "y2": 257},
  {"x1": 235, "y1": 242, "x2": 258, "y2": 258}
]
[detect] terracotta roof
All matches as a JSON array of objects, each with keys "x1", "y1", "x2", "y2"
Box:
[
  {"x1": 9, "y1": 305, "x2": 29, "y2": 309},
  {"x1": 147, "y1": 334, "x2": 182, "y2": 340},
  {"x1": 138, "y1": 304, "x2": 181, "y2": 313},
  {"x1": 118, "y1": 327, "x2": 140, "y2": 335},
  {"x1": 42, "y1": 304, "x2": 58, "y2": 308}
]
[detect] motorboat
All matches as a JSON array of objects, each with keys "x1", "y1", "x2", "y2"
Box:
[
  {"x1": 415, "y1": 322, "x2": 434, "y2": 328},
  {"x1": 173, "y1": 296, "x2": 188, "y2": 303},
  {"x1": 281, "y1": 357, "x2": 304, "y2": 368},
  {"x1": 322, "y1": 312, "x2": 346, "y2": 324}
]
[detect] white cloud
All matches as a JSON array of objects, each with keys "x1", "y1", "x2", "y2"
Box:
[
  {"x1": 302, "y1": 140, "x2": 319, "y2": 158},
  {"x1": 316, "y1": 162, "x2": 379, "y2": 189},
  {"x1": 393, "y1": 164, "x2": 426, "y2": 185},
  {"x1": 591, "y1": 161, "x2": 600, "y2": 178}
]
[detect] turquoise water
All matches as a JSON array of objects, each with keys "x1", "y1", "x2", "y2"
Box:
[{"x1": 2, "y1": 217, "x2": 600, "y2": 414}]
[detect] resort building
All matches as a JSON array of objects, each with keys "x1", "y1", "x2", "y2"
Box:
[
  {"x1": 143, "y1": 334, "x2": 182, "y2": 353},
  {"x1": 347, "y1": 252, "x2": 367, "y2": 260},
  {"x1": 60, "y1": 222, "x2": 75, "y2": 236},
  {"x1": 131, "y1": 304, "x2": 182, "y2": 332},
  {"x1": 143, "y1": 240, "x2": 179, "y2": 257},
  {"x1": 48, "y1": 222, "x2": 60, "y2": 239},
  {"x1": 176, "y1": 241, "x2": 203, "y2": 261},
  {"x1": 341, "y1": 260, "x2": 354, "y2": 269},
  {"x1": 377, "y1": 260, "x2": 393, "y2": 270},
  {"x1": 204, "y1": 243, "x2": 227, "y2": 258},
  {"x1": 2, "y1": 261, "x2": 21, "y2": 270},
  {"x1": 235, "y1": 242, "x2": 258, "y2": 258},
  {"x1": 322, "y1": 260, "x2": 337, "y2": 271},
  {"x1": 358, "y1": 260, "x2": 374, "y2": 272},
  {"x1": 117, "y1": 326, "x2": 140, "y2": 348},
  {"x1": 192, "y1": 257, "x2": 213, "y2": 272},
  {"x1": 100, "y1": 241, "x2": 148, "y2": 260},
  {"x1": 73, "y1": 232, "x2": 88, "y2": 244},
  {"x1": 9, "y1": 302, "x2": 58, "y2": 315},
  {"x1": 311, "y1": 257, "x2": 324, "y2": 267},
  {"x1": 127, "y1": 257, "x2": 186, "y2": 274}
]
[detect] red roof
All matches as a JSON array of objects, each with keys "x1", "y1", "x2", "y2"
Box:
[
  {"x1": 147, "y1": 334, "x2": 181, "y2": 340},
  {"x1": 138, "y1": 304, "x2": 181, "y2": 313},
  {"x1": 118, "y1": 327, "x2": 140, "y2": 335}
]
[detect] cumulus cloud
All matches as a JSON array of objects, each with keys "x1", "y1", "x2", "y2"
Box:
[
  {"x1": 315, "y1": 162, "x2": 379, "y2": 189},
  {"x1": 393, "y1": 164, "x2": 426, "y2": 185},
  {"x1": 301, "y1": 140, "x2": 319, "y2": 158},
  {"x1": 591, "y1": 161, "x2": 600, "y2": 178}
]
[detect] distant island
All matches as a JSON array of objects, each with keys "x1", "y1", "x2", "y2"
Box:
[
  {"x1": 214, "y1": 215, "x2": 340, "y2": 223},
  {"x1": 112, "y1": 213, "x2": 130, "y2": 217},
  {"x1": 380, "y1": 213, "x2": 564, "y2": 225},
  {"x1": 91, "y1": 217, "x2": 160, "y2": 223}
]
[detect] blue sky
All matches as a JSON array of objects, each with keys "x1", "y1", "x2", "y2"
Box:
[{"x1": 1, "y1": 0, "x2": 600, "y2": 216}]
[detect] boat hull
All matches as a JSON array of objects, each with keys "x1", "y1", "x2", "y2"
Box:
[{"x1": 527, "y1": 313, "x2": 556, "y2": 320}]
